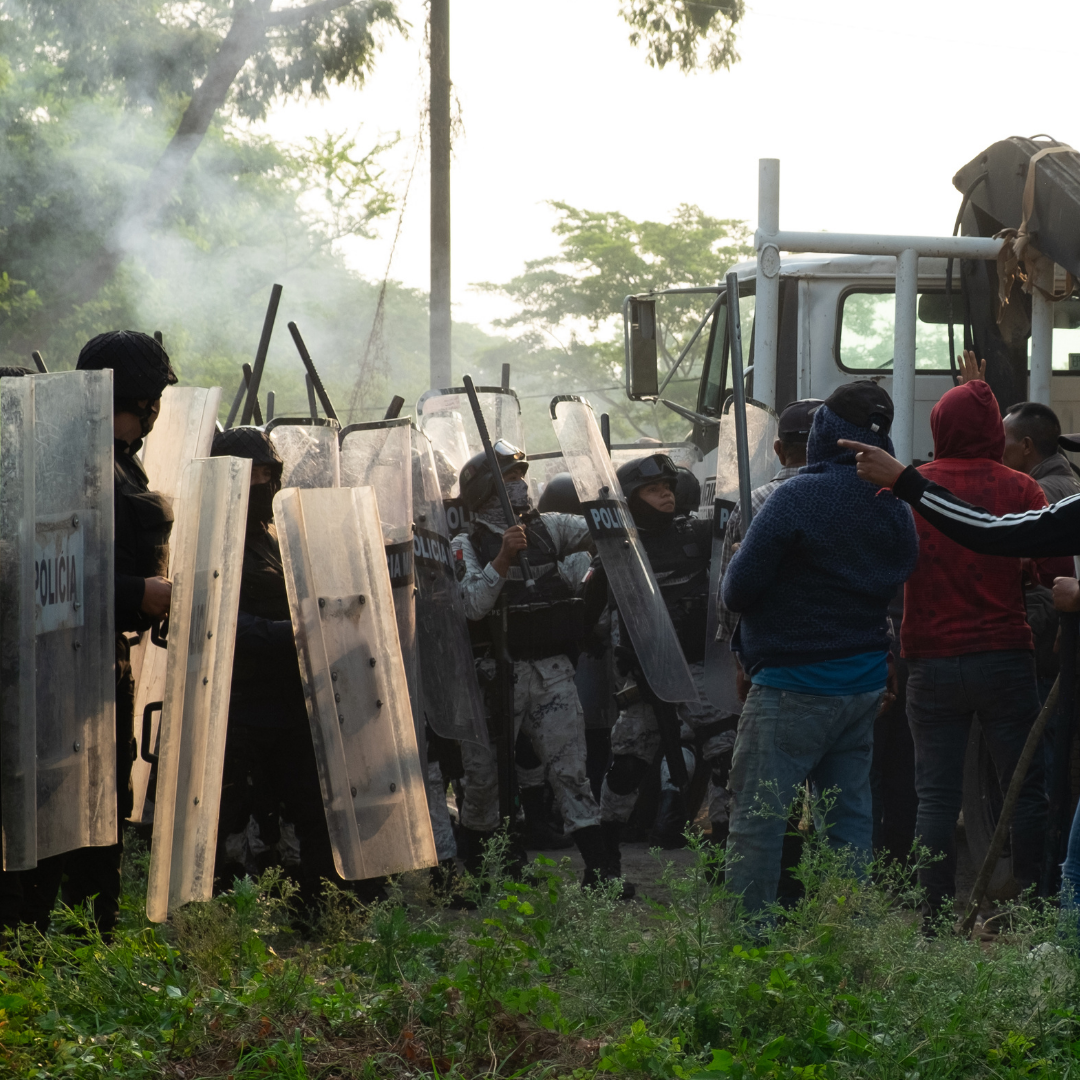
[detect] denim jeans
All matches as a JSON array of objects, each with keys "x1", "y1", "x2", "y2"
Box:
[
  {"x1": 906, "y1": 651, "x2": 1047, "y2": 912},
  {"x1": 726, "y1": 685, "x2": 882, "y2": 913}
]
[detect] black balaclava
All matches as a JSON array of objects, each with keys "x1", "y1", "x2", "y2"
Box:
[{"x1": 247, "y1": 483, "x2": 276, "y2": 531}]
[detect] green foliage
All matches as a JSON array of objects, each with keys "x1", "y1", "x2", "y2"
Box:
[
  {"x1": 9, "y1": 0, "x2": 404, "y2": 121},
  {"x1": 619, "y1": 0, "x2": 746, "y2": 73},
  {"x1": 3, "y1": 828, "x2": 1079, "y2": 1079},
  {"x1": 480, "y1": 201, "x2": 753, "y2": 446}
]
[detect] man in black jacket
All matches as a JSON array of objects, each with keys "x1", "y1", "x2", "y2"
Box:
[{"x1": 20, "y1": 331, "x2": 177, "y2": 936}]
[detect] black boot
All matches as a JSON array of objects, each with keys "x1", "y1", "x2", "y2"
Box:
[
  {"x1": 576, "y1": 823, "x2": 635, "y2": 900},
  {"x1": 457, "y1": 826, "x2": 496, "y2": 877},
  {"x1": 518, "y1": 785, "x2": 574, "y2": 850},
  {"x1": 648, "y1": 788, "x2": 690, "y2": 849}
]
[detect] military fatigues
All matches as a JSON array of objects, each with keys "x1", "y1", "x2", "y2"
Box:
[
  {"x1": 600, "y1": 513, "x2": 736, "y2": 828},
  {"x1": 20, "y1": 439, "x2": 174, "y2": 935},
  {"x1": 452, "y1": 511, "x2": 599, "y2": 835}
]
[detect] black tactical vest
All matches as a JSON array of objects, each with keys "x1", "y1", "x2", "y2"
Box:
[
  {"x1": 470, "y1": 510, "x2": 584, "y2": 660},
  {"x1": 114, "y1": 446, "x2": 174, "y2": 581},
  {"x1": 639, "y1": 514, "x2": 711, "y2": 663}
]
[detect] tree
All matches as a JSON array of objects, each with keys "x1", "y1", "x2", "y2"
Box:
[
  {"x1": 618, "y1": 0, "x2": 745, "y2": 73},
  {"x1": 477, "y1": 202, "x2": 752, "y2": 447},
  {"x1": 3, "y1": 0, "x2": 402, "y2": 317}
]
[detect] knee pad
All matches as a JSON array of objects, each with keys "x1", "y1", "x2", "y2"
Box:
[{"x1": 606, "y1": 754, "x2": 649, "y2": 797}]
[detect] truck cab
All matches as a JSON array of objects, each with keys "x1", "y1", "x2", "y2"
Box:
[{"x1": 682, "y1": 253, "x2": 1080, "y2": 474}]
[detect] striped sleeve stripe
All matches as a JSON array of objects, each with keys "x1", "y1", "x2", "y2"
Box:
[{"x1": 918, "y1": 487, "x2": 1080, "y2": 529}]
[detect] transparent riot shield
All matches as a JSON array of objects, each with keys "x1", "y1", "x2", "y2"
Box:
[
  {"x1": 703, "y1": 401, "x2": 779, "y2": 710},
  {"x1": 130, "y1": 385, "x2": 223, "y2": 824},
  {"x1": 275, "y1": 485, "x2": 436, "y2": 879},
  {"x1": 611, "y1": 442, "x2": 705, "y2": 484},
  {"x1": 146, "y1": 456, "x2": 250, "y2": 922},
  {"x1": 417, "y1": 386, "x2": 525, "y2": 537},
  {"x1": 527, "y1": 450, "x2": 567, "y2": 504},
  {"x1": 339, "y1": 419, "x2": 418, "y2": 728},
  {"x1": 267, "y1": 418, "x2": 341, "y2": 489},
  {"x1": 550, "y1": 395, "x2": 697, "y2": 705},
  {"x1": 0, "y1": 372, "x2": 115, "y2": 870},
  {"x1": 412, "y1": 429, "x2": 489, "y2": 746}
]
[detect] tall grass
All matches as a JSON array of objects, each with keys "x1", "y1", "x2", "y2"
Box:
[{"x1": 0, "y1": 826, "x2": 1078, "y2": 1078}]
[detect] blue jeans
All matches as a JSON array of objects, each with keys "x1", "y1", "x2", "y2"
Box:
[
  {"x1": 906, "y1": 651, "x2": 1046, "y2": 912},
  {"x1": 726, "y1": 685, "x2": 881, "y2": 913},
  {"x1": 1062, "y1": 798, "x2": 1080, "y2": 927}
]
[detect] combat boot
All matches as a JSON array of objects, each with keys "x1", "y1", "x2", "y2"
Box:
[
  {"x1": 648, "y1": 788, "x2": 690, "y2": 849},
  {"x1": 457, "y1": 825, "x2": 496, "y2": 877},
  {"x1": 517, "y1": 785, "x2": 574, "y2": 850},
  {"x1": 576, "y1": 823, "x2": 635, "y2": 900}
]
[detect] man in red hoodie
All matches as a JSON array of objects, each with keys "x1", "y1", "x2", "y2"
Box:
[{"x1": 902, "y1": 379, "x2": 1050, "y2": 923}]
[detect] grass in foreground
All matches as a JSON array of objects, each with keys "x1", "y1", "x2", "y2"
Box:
[{"x1": 1, "y1": 833, "x2": 1080, "y2": 1079}]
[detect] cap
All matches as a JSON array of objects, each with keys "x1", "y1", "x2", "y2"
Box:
[
  {"x1": 823, "y1": 380, "x2": 894, "y2": 435},
  {"x1": 1059, "y1": 433, "x2": 1080, "y2": 452},
  {"x1": 778, "y1": 398, "x2": 824, "y2": 439}
]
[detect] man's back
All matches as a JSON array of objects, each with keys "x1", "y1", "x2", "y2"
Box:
[{"x1": 901, "y1": 382, "x2": 1048, "y2": 659}]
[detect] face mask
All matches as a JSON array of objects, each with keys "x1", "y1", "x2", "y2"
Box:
[
  {"x1": 505, "y1": 478, "x2": 531, "y2": 512},
  {"x1": 247, "y1": 482, "x2": 276, "y2": 530}
]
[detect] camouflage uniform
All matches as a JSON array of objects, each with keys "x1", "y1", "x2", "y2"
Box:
[
  {"x1": 452, "y1": 515, "x2": 599, "y2": 835},
  {"x1": 425, "y1": 759, "x2": 457, "y2": 862},
  {"x1": 600, "y1": 661, "x2": 737, "y2": 826}
]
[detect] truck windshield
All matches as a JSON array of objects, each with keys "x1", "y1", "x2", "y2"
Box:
[{"x1": 699, "y1": 288, "x2": 755, "y2": 415}]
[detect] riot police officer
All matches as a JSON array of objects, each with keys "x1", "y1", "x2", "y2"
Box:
[
  {"x1": 210, "y1": 427, "x2": 384, "y2": 909},
  {"x1": 451, "y1": 442, "x2": 621, "y2": 889},
  {"x1": 20, "y1": 331, "x2": 177, "y2": 936},
  {"x1": 598, "y1": 453, "x2": 735, "y2": 881}
]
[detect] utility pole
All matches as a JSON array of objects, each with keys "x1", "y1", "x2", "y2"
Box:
[{"x1": 429, "y1": 0, "x2": 451, "y2": 389}]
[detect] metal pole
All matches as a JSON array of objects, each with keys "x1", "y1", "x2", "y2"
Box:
[
  {"x1": 266, "y1": 390, "x2": 275, "y2": 423},
  {"x1": 501, "y1": 363, "x2": 511, "y2": 390},
  {"x1": 892, "y1": 249, "x2": 919, "y2": 465},
  {"x1": 30, "y1": 351, "x2": 47, "y2": 373},
  {"x1": 1030, "y1": 289, "x2": 1054, "y2": 405},
  {"x1": 429, "y1": 0, "x2": 452, "y2": 390},
  {"x1": 725, "y1": 271, "x2": 754, "y2": 528},
  {"x1": 241, "y1": 283, "x2": 282, "y2": 425},
  {"x1": 754, "y1": 158, "x2": 781, "y2": 411}
]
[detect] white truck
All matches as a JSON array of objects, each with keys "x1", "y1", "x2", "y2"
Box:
[{"x1": 621, "y1": 138, "x2": 1080, "y2": 899}]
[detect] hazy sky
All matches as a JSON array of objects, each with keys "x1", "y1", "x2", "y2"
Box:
[{"x1": 261, "y1": 0, "x2": 1080, "y2": 333}]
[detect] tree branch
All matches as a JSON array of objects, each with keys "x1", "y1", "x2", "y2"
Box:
[{"x1": 265, "y1": 0, "x2": 357, "y2": 28}]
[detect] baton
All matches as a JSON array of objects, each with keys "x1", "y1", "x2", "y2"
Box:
[
  {"x1": 725, "y1": 271, "x2": 754, "y2": 529},
  {"x1": 288, "y1": 322, "x2": 339, "y2": 421},
  {"x1": 462, "y1": 374, "x2": 534, "y2": 589},
  {"x1": 242, "y1": 283, "x2": 282, "y2": 426}
]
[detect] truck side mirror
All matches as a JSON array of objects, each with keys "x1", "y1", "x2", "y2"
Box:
[{"x1": 625, "y1": 297, "x2": 659, "y2": 400}]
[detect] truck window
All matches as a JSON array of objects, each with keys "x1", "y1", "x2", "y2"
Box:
[
  {"x1": 837, "y1": 290, "x2": 960, "y2": 372},
  {"x1": 839, "y1": 290, "x2": 1080, "y2": 373},
  {"x1": 699, "y1": 290, "x2": 755, "y2": 415}
]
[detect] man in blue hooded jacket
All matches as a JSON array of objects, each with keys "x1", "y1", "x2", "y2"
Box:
[{"x1": 721, "y1": 381, "x2": 918, "y2": 913}]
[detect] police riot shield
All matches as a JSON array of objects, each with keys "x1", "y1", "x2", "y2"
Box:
[
  {"x1": 549, "y1": 395, "x2": 697, "y2": 705},
  {"x1": 267, "y1": 418, "x2": 341, "y2": 489},
  {"x1": 417, "y1": 386, "x2": 524, "y2": 535},
  {"x1": 275, "y1": 485, "x2": 436, "y2": 879},
  {"x1": 703, "y1": 401, "x2": 778, "y2": 710},
  {"x1": 146, "y1": 456, "x2": 249, "y2": 922},
  {"x1": 130, "y1": 385, "x2": 223, "y2": 824},
  {"x1": 339, "y1": 419, "x2": 418, "y2": 727},
  {"x1": 412, "y1": 428, "x2": 489, "y2": 746},
  {"x1": 1, "y1": 372, "x2": 115, "y2": 870}
]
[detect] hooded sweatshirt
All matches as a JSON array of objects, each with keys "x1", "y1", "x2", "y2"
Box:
[
  {"x1": 722, "y1": 404, "x2": 918, "y2": 673},
  {"x1": 900, "y1": 380, "x2": 1050, "y2": 659}
]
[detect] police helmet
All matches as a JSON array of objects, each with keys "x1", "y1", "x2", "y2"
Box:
[
  {"x1": 458, "y1": 440, "x2": 528, "y2": 511},
  {"x1": 674, "y1": 467, "x2": 700, "y2": 513},
  {"x1": 212, "y1": 426, "x2": 285, "y2": 491},
  {"x1": 76, "y1": 330, "x2": 178, "y2": 402},
  {"x1": 616, "y1": 453, "x2": 679, "y2": 503},
  {"x1": 538, "y1": 472, "x2": 580, "y2": 514}
]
